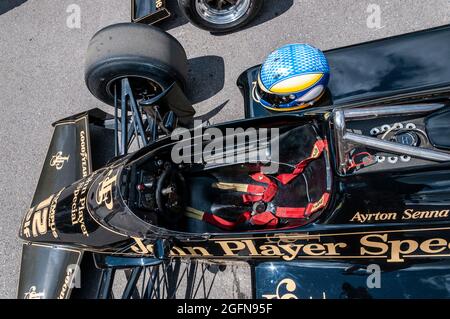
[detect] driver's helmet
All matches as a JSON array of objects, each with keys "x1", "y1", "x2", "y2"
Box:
[{"x1": 254, "y1": 43, "x2": 330, "y2": 112}]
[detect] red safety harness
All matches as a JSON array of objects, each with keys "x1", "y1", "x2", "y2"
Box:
[{"x1": 192, "y1": 139, "x2": 330, "y2": 230}]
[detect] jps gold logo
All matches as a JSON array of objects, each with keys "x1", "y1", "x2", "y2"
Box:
[
  {"x1": 50, "y1": 151, "x2": 70, "y2": 170},
  {"x1": 24, "y1": 286, "x2": 44, "y2": 299},
  {"x1": 262, "y1": 279, "x2": 298, "y2": 299},
  {"x1": 95, "y1": 169, "x2": 118, "y2": 210}
]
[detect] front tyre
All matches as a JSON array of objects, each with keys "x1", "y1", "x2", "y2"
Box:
[
  {"x1": 85, "y1": 23, "x2": 188, "y2": 106},
  {"x1": 178, "y1": 0, "x2": 264, "y2": 33}
]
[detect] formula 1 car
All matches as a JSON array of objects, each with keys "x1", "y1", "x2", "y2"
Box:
[
  {"x1": 132, "y1": 0, "x2": 263, "y2": 33},
  {"x1": 17, "y1": 23, "x2": 450, "y2": 299}
]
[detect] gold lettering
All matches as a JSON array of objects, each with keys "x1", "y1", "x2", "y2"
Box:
[
  {"x1": 80, "y1": 131, "x2": 89, "y2": 178},
  {"x1": 217, "y1": 241, "x2": 247, "y2": 256},
  {"x1": 388, "y1": 239, "x2": 418, "y2": 263},
  {"x1": 170, "y1": 246, "x2": 187, "y2": 256},
  {"x1": 48, "y1": 189, "x2": 63, "y2": 239},
  {"x1": 303, "y1": 244, "x2": 326, "y2": 256},
  {"x1": 360, "y1": 234, "x2": 389, "y2": 256},
  {"x1": 242, "y1": 240, "x2": 260, "y2": 256},
  {"x1": 57, "y1": 268, "x2": 74, "y2": 299},
  {"x1": 259, "y1": 245, "x2": 282, "y2": 256},
  {"x1": 420, "y1": 238, "x2": 447, "y2": 254},
  {"x1": 412, "y1": 211, "x2": 422, "y2": 219},
  {"x1": 350, "y1": 212, "x2": 365, "y2": 223},
  {"x1": 279, "y1": 244, "x2": 305, "y2": 261},
  {"x1": 323, "y1": 243, "x2": 347, "y2": 255},
  {"x1": 184, "y1": 246, "x2": 211, "y2": 256},
  {"x1": 402, "y1": 209, "x2": 413, "y2": 219},
  {"x1": 440, "y1": 210, "x2": 449, "y2": 218},
  {"x1": 32, "y1": 208, "x2": 48, "y2": 237},
  {"x1": 402, "y1": 209, "x2": 450, "y2": 220},
  {"x1": 351, "y1": 212, "x2": 397, "y2": 223}
]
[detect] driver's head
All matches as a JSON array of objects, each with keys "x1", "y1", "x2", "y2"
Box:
[{"x1": 255, "y1": 43, "x2": 330, "y2": 112}]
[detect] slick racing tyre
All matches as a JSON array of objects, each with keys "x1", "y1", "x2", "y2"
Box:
[
  {"x1": 178, "y1": 0, "x2": 263, "y2": 33},
  {"x1": 85, "y1": 23, "x2": 188, "y2": 106}
]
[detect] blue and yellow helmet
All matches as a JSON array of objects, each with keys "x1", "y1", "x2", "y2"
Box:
[{"x1": 254, "y1": 44, "x2": 330, "y2": 112}]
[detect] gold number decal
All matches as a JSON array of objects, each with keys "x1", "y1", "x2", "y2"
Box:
[{"x1": 32, "y1": 208, "x2": 49, "y2": 237}]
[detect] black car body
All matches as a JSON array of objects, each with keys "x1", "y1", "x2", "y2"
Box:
[{"x1": 18, "y1": 25, "x2": 450, "y2": 299}]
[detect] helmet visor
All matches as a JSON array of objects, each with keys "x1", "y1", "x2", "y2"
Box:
[{"x1": 255, "y1": 84, "x2": 298, "y2": 108}]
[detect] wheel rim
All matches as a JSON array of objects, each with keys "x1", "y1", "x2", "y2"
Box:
[
  {"x1": 106, "y1": 76, "x2": 164, "y2": 102},
  {"x1": 98, "y1": 260, "x2": 228, "y2": 299},
  {"x1": 195, "y1": 0, "x2": 251, "y2": 25}
]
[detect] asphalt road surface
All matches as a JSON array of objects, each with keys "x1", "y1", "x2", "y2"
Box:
[{"x1": 0, "y1": 0, "x2": 449, "y2": 299}]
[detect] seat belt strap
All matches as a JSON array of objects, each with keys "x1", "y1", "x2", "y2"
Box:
[
  {"x1": 276, "y1": 140, "x2": 328, "y2": 185},
  {"x1": 186, "y1": 207, "x2": 252, "y2": 231},
  {"x1": 242, "y1": 173, "x2": 278, "y2": 204},
  {"x1": 249, "y1": 192, "x2": 331, "y2": 228}
]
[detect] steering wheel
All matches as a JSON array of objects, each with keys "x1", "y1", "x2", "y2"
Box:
[{"x1": 156, "y1": 164, "x2": 188, "y2": 224}]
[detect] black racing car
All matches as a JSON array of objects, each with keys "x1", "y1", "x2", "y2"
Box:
[
  {"x1": 132, "y1": 0, "x2": 264, "y2": 33},
  {"x1": 17, "y1": 23, "x2": 450, "y2": 299}
]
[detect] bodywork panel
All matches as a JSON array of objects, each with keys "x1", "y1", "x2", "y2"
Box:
[
  {"x1": 238, "y1": 25, "x2": 450, "y2": 118},
  {"x1": 32, "y1": 113, "x2": 92, "y2": 206},
  {"x1": 131, "y1": 0, "x2": 171, "y2": 25},
  {"x1": 18, "y1": 244, "x2": 82, "y2": 299},
  {"x1": 256, "y1": 259, "x2": 450, "y2": 299},
  {"x1": 32, "y1": 108, "x2": 116, "y2": 205},
  {"x1": 18, "y1": 109, "x2": 117, "y2": 298}
]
